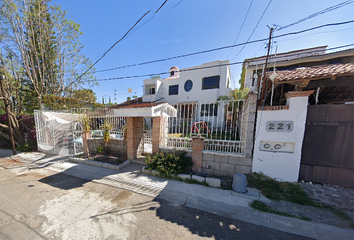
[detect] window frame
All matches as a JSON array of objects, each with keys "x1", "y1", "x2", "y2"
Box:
[
  {"x1": 169, "y1": 84, "x2": 179, "y2": 95},
  {"x1": 202, "y1": 75, "x2": 220, "y2": 90}
]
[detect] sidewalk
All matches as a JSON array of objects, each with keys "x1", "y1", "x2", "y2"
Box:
[{"x1": 3, "y1": 151, "x2": 354, "y2": 240}]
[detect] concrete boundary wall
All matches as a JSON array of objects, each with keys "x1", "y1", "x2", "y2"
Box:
[
  {"x1": 160, "y1": 146, "x2": 252, "y2": 177},
  {"x1": 87, "y1": 138, "x2": 126, "y2": 155},
  {"x1": 252, "y1": 91, "x2": 313, "y2": 182}
]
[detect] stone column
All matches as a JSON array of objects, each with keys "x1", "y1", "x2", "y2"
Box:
[
  {"x1": 243, "y1": 92, "x2": 257, "y2": 157},
  {"x1": 192, "y1": 136, "x2": 204, "y2": 174},
  {"x1": 136, "y1": 117, "x2": 144, "y2": 157},
  {"x1": 152, "y1": 116, "x2": 164, "y2": 154},
  {"x1": 126, "y1": 117, "x2": 144, "y2": 160},
  {"x1": 126, "y1": 117, "x2": 137, "y2": 160}
]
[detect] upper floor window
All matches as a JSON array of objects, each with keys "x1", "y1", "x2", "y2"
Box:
[
  {"x1": 169, "y1": 84, "x2": 179, "y2": 95},
  {"x1": 170, "y1": 71, "x2": 175, "y2": 77},
  {"x1": 149, "y1": 87, "x2": 155, "y2": 95},
  {"x1": 202, "y1": 75, "x2": 220, "y2": 90}
]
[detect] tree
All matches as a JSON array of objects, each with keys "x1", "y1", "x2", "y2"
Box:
[
  {"x1": 132, "y1": 95, "x2": 138, "y2": 99},
  {"x1": 0, "y1": 0, "x2": 97, "y2": 109},
  {"x1": 126, "y1": 97, "x2": 131, "y2": 102},
  {"x1": 72, "y1": 89, "x2": 97, "y2": 103}
]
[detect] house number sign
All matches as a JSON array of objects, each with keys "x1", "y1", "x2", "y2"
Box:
[{"x1": 266, "y1": 121, "x2": 294, "y2": 132}]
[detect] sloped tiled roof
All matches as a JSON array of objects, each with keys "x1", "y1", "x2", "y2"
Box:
[
  {"x1": 270, "y1": 62, "x2": 354, "y2": 82},
  {"x1": 109, "y1": 97, "x2": 164, "y2": 109}
]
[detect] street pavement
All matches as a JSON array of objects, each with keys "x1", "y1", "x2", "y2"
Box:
[{"x1": 1, "y1": 150, "x2": 353, "y2": 239}]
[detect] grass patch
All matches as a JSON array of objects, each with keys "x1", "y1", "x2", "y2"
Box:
[
  {"x1": 247, "y1": 172, "x2": 314, "y2": 205},
  {"x1": 248, "y1": 173, "x2": 354, "y2": 228},
  {"x1": 156, "y1": 172, "x2": 210, "y2": 187},
  {"x1": 250, "y1": 200, "x2": 312, "y2": 221},
  {"x1": 184, "y1": 178, "x2": 209, "y2": 186}
]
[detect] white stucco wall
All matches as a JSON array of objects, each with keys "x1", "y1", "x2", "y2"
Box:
[
  {"x1": 252, "y1": 96, "x2": 309, "y2": 182},
  {"x1": 243, "y1": 46, "x2": 327, "y2": 90},
  {"x1": 142, "y1": 60, "x2": 231, "y2": 104}
]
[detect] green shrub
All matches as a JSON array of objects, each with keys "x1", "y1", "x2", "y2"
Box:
[
  {"x1": 96, "y1": 144, "x2": 104, "y2": 154},
  {"x1": 145, "y1": 151, "x2": 193, "y2": 175}
]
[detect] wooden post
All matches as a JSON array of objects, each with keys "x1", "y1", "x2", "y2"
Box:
[
  {"x1": 0, "y1": 75, "x2": 16, "y2": 155},
  {"x1": 258, "y1": 27, "x2": 274, "y2": 106}
]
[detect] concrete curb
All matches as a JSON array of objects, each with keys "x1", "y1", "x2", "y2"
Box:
[{"x1": 68, "y1": 157, "x2": 132, "y2": 171}]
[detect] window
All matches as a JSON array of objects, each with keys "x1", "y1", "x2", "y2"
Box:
[
  {"x1": 200, "y1": 103, "x2": 218, "y2": 116},
  {"x1": 202, "y1": 75, "x2": 220, "y2": 90},
  {"x1": 149, "y1": 87, "x2": 155, "y2": 95},
  {"x1": 170, "y1": 71, "x2": 175, "y2": 77},
  {"x1": 184, "y1": 80, "x2": 193, "y2": 92},
  {"x1": 169, "y1": 84, "x2": 179, "y2": 95}
]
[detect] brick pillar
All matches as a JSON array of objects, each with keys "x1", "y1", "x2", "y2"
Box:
[
  {"x1": 152, "y1": 116, "x2": 163, "y2": 154},
  {"x1": 127, "y1": 117, "x2": 137, "y2": 160},
  {"x1": 192, "y1": 137, "x2": 204, "y2": 174},
  {"x1": 127, "y1": 117, "x2": 144, "y2": 159},
  {"x1": 136, "y1": 117, "x2": 144, "y2": 157}
]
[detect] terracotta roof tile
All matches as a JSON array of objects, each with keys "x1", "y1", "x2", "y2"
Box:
[
  {"x1": 108, "y1": 98, "x2": 164, "y2": 109},
  {"x1": 269, "y1": 63, "x2": 354, "y2": 82}
]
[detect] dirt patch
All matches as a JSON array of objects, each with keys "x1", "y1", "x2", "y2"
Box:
[
  {"x1": 77, "y1": 153, "x2": 127, "y2": 166},
  {"x1": 110, "y1": 191, "x2": 133, "y2": 204},
  {"x1": 16, "y1": 171, "x2": 49, "y2": 179},
  {"x1": 0, "y1": 158, "x2": 26, "y2": 168}
]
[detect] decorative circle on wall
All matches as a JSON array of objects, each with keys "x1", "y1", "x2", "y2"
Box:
[{"x1": 184, "y1": 80, "x2": 193, "y2": 92}]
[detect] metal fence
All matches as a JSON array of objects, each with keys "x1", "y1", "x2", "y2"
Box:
[
  {"x1": 165, "y1": 100, "x2": 246, "y2": 154},
  {"x1": 34, "y1": 108, "x2": 127, "y2": 156}
]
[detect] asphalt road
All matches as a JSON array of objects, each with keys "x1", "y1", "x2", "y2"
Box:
[{"x1": 0, "y1": 157, "x2": 312, "y2": 240}]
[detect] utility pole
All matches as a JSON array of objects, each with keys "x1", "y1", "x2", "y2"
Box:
[
  {"x1": 0, "y1": 75, "x2": 16, "y2": 154},
  {"x1": 258, "y1": 27, "x2": 273, "y2": 106}
]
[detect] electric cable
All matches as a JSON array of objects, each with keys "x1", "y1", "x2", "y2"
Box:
[
  {"x1": 75, "y1": 9, "x2": 151, "y2": 82},
  {"x1": 172, "y1": 0, "x2": 184, "y2": 9},
  {"x1": 226, "y1": 0, "x2": 254, "y2": 60},
  {"x1": 277, "y1": 0, "x2": 354, "y2": 31},
  {"x1": 94, "y1": 43, "x2": 354, "y2": 82},
  {"x1": 230, "y1": 0, "x2": 273, "y2": 62},
  {"x1": 68, "y1": 19, "x2": 354, "y2": 77}
]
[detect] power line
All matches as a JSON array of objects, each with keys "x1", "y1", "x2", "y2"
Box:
[
  {"x1": 155, "y1": 0, "x2": 169, "y2": 13},
  {"x1": 274, "y1": 26, "x2": 354, "y2": 43},
  {"x1": 91, "y1": 19, "x2": 354, "y2": 74},
  {"x1": 75, "y1": 9, "x2": 151, "y2": 82},
  {"x1": 172, "y1": 0, "x2": 184, "y2": 9},
  {"x1": 65, "y1": 19, "x2": 354, "y2": 78},
  {"x1": 226, "y1": 0, "x2": 254, "y2": 60},
  {"x1": 246, "y1": 43, "x2": 354, "y2": 65},
  {"x1": 230, "y1": 0, "x2": 273, "y2": 62},
  {"x1": 96, "y1": 61, "x2": 244, "y2": 82},
  {"x1": 277, "y1": 0, "x2": 354, "y2": 31},
  {"x1": 95, "y1": 43, "x2": 354, "y2": 82}
]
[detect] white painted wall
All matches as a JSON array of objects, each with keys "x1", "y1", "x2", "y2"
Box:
[
  {"x1": 142, "y1": 60, "x2": 231, "y2": 104},
  {"x1": 252, "y1": 96, "x2": 309, "y2": 182},
  {"x1": 142, "y1": 79, "x2": 162, "y2": 102},
  {"x1": 244, "y1": 46, "x2": 327, "y2": 90}
]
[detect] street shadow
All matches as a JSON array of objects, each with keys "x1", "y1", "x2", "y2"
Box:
[
  {"x1": 154, "y1": 198, "x2": 244, "y2": 240},
  {"x1": 38, "y1": 171, "x2": 90, "y2": 190},
  {"x1": 89, "y1": 200, "x2": 159, "y2": 219}
]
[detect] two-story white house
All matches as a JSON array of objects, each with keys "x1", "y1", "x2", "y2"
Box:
[
  {"x1": 142, "y1": 60, "x2": 231, "y2": 104},
  {"x1": 142, "y1": 60, "x2": 232, "y2": 129}
]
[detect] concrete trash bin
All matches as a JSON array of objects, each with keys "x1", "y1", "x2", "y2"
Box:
[{"x1": 232, "y1": 173, "x2": 247, "y2": 193}]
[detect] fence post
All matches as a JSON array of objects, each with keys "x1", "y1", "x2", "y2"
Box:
[{"x1": 192, "y1": 136, "x2": 204, "y2": 174}]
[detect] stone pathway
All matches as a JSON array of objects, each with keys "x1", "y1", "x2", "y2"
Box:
[{"x1": 300, "y1": 182, "x2": 354, "y2": 212}]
